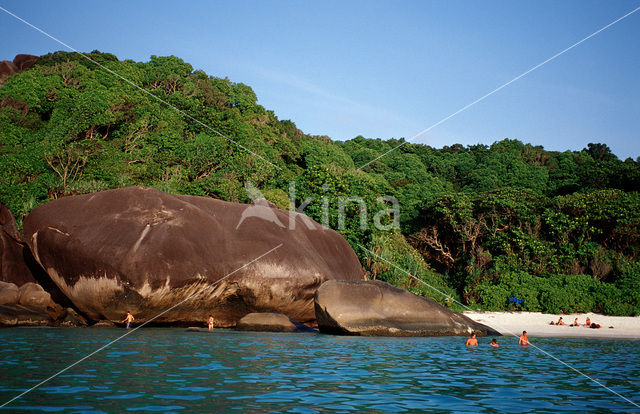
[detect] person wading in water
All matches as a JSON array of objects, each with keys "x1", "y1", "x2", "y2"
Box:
[
  {"x1": 518, "y1": 330, "x2": 531, "y2": 346},
  {"x1": 122, "y1": 311, "x2": 135, "y2": 329}
]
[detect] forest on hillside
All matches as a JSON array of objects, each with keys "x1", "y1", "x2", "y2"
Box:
[{"x1": 1, "y1": 51, "x2": 639, "y2": 315}]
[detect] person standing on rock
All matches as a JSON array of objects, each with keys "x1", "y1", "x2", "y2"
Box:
[
  {"x1": 122, "y1": 311, "x2": 134, "y2": 329},
  {"x1": 465, "y1": 332, "x2": 478, "y2": 347},
  {"x1": 208, "y1": 315, "x2": 214, "y2": 331}
]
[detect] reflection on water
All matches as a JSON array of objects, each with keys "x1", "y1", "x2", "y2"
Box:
[{"x1": 0, "y1": 328, "x2": 639, "y2": 412}]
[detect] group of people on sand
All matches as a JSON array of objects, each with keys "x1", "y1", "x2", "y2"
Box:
[
  {"x1": 550, "y1": 316, "x2": 602, "y2": 329},
  {"x1": 466, "y1": 331, "x2": 531, "y2": 347}
]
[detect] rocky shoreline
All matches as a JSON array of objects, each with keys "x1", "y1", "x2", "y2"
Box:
[{"x1": 2, "y1": 187, "x2": 493, "y2": 337}]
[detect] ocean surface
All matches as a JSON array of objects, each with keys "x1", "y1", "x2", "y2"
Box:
[{"x1": 0, "y1": 328, "x2": 639, "y2": 413}]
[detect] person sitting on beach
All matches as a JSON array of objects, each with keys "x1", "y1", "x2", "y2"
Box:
[
  {"x1": 518, "y1": 331, "x2": 530, "y2": 346},
  {"x1": 466, "y1": 333, "x2": 478, "y2": 347},
  {"x1": 556, "y1": 317, "x2": 566, "y2": 326},
  {"x1": 570, "y1": 317, "x2": 579, "y2": 327},
  {"x1": 122, "y1": 311, "x2": 134, "y2": 329},
  {"x1": 584, "y1": 317, "x2": 591, "y2": 327},
  {"x1": 208, "y1": 315, "x2": 214, "y2": 331},
  {"x1": 490, "y1": 338, "x2": 499, "y2": 348}
]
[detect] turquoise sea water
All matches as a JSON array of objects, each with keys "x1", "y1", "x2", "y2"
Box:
[{"x1": 0, "y1": 328, "x2": 639, "y2": 413}]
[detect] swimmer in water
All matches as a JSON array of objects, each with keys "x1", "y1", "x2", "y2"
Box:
[
  {"x1": 490, "y1": 338, "x2": 499, "y2": 347},
  {"x1": 518, "y1": 330, "x2": 530, "y2": 346},
  {"x1": 466, "y1": 332, "x2": 478, "y2": 347}
]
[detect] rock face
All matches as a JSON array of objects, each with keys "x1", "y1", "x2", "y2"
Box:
[
  {"x1": 0, "y1": 202, "x2": 74, "y2": 326},
  {"x1": 0, "y1": 203, "x2": 38, "y2": 286},
  {"x1": 314, "y1": 280, "x2": 500, "y2": 337},
  {"x1": 236, "y1": 312, "x2": 315, "y2": 333},
  {"x1": 23, "y1": 186, "x2": 364, "y2": 326},
  {"x1": 0, "y1": 203, "x2": 71, "y2": 326}
]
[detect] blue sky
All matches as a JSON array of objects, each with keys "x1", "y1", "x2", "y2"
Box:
[{"x1": 1, "y1": 0, "x2": 639, "y2": 159}]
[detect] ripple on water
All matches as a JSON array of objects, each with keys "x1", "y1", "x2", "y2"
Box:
[
  {"x1": 102, "y1": 393, "x2": 145, "y2": 400},
  {"x1": 0, "y1": 329, "x2": 639, "y2": 412}
]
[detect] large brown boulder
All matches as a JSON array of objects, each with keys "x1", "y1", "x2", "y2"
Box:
[
  {"x1": 0, "y1": 281, "x2": 19, "y2": 305},
  {"x1": 314, "y1": 280, "x2": 500, "y2": 337},
  {"x1": 23, "y1": 186, "x2": 364, "y2": 325}
]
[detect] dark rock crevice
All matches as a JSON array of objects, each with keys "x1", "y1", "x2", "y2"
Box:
[{"x1": 1, "y1": 201, "x2": 87, "y2": 326}]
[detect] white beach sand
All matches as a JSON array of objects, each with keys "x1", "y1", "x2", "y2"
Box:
[{"x1": 464, "y1": 311, "x2": 640, "y2": 340}]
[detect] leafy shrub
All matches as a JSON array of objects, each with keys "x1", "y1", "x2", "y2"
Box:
[{"x1": 474, "y1": 271, "x2": 629, "y2": 315}]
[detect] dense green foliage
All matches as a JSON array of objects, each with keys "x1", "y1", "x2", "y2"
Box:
[{"x1": 1, "y1": 51, "x2": 639, "y2": 314}]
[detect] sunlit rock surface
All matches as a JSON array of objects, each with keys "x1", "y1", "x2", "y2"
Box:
[{"x1": 315, "y1": 280, "x2": 500, "y2": 337}]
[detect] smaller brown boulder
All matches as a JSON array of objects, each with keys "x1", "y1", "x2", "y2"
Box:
[
  {"x1": 315, "y1": 280, "x2": 500, "y2": 337},
  {"x1": 186, "y1": 327, "x2": 203, "y2": 332},
  {"x1": 18, "y1": 282, "x2": 64, "y2": 321},
  {"x1": 236, "y1": 312, "x2": 313, "y2": 333},
  {"x1": 12, "y1": 54, "x2": 38, "y2": 70},
  {"x1": 18, "y1": 282, "x2": 51, "y2": 309},
  {"x1": 0, "y1": 281, "x2": 19, "y2": 305}
]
